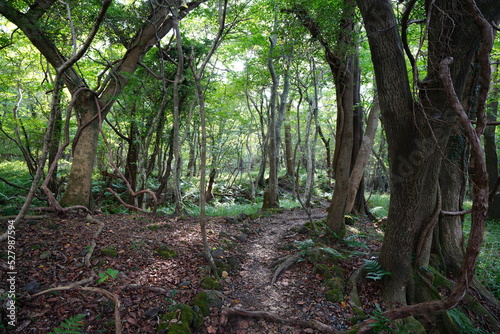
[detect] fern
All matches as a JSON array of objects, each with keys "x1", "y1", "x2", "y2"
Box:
[
  {"x1": 368, "y1": 303, "x2": 396, "y2": 333},
  {"x1": 364, "y1": 259, "x2": 391, "y2": 281},
  {"x1": 294, "y1": 239, "x2": 315, "y2": 251},
  {"x1": 344, "y1": 235, "x2": 368, "y2": 248},
  {"x1": 317, "y1": 247, "x2": 344, "y2": 258},
  {"x1": 448, "y1": 308, "x2": 491, "y2": 334},
  {"x1": 49, "y1": 314, "x2": 85, "y2": 334}
]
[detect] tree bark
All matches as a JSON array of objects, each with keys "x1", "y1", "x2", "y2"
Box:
[
  {"x1": 357, "y1": 0, "x2": 500, "y2": 318},
  {"x1": 262, "y1": 35, "x2": 280, "y2": 210}
]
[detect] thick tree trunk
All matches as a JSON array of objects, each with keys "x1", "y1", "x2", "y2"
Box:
[
  {"x1": 59, "y1": 91, "x2": 100, "y2": 208},
  {"x1": 357, "y1": 0, "x2": 500, "y2": 320}
]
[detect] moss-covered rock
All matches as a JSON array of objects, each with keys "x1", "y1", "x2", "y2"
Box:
[
  {"x1": 226, "y1": 256, "x2": 240, "y2": 270},
  {"x1": 325, "y1": 288, "x2": 344, "y2": 303},
  {"x1": 155, "y1": 245, "x2": 178, "y2": 259},
  {"x1": 190, "y1": 291, "x2": 223, "y2": 317},
  {"x1": 100, "y1": 247, "x2": 118, "y2": 257},
  {"x1": 344, "y1": 215, "x2": 356, "y2": 226},
  {"x1": 325, "y1": 277, "x2": 345, "y2": 303},
  {"x1": 214, "y1": 259, "x2": 231, "y2": 276},
  {"x1": 158, "y1": 303, "x2": 202, "y2": 333},
  {"x1": 200, "y1": 277, "x2": 222, "y2": 290}
]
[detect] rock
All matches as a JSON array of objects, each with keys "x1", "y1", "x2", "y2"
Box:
[
  {"x1": 158, "y1": 303, "x2": 202, "y2": 333},
  {"x1": 100, "y1": 247, "x2": 118, "y2": 257},
  {"x1": 236, "y1": 234, "x2": 247, "y2": 242},
  {"x1": 144, "y1": 307, "x2": 162, "y2": 318},
  {"x1": 21, "y1": 281, "x2": 39, "y2": 294},
  {"x1": 179, "y1": 280, "x2": 191, "y2": 288},
  {"x1": 39, "y1": 251, "x2": 52, "y2": 260},
  {"x1": 155, "y1": 245, "x2": 178, "y2": 259},
  {"x1": 214, "y1": 259, "x2": 231, "y2": 276},
  {"x1": 211, "y1": 247, "x2": 224, "y2": 259},
  {"x1": 226, "y1": 256, "x2": 240, "y2": 270},
  {"x1": 190, "y1": 290, "x2": 223, "y2": 317},
  {"x1": 325, "y1": 277, "x2": 345, "y2": 303},
  {"x1": 200, "y1": 277, "x2": 222, "y2": 290}
]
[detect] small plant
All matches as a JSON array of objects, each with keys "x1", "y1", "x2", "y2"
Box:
[
  {"x1": 48, "y1": 314, "x2": 85, "y2": 334},
  {"x1": 448, "y1": 308, "x2": 491, "y2": 334},
  {"x1": 344, "y1": 235, "x2": 368, "y2": 248},
  {"x1": 294, "y1": 239, "x2": 316, "y2": 251},
  {"x1": 364, "y1": 259, "x2": 391, "y2": 281},
  {"x1": 98, "y1": 268, "x2": 120, "y2": 284},
  {"x1": 368, "y1": 303, "x2": 395, "y2": 333}
]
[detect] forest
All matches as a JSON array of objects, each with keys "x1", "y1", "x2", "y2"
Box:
[{"x1": 0, "y1": 0, "x2": 499, "y2": 333}]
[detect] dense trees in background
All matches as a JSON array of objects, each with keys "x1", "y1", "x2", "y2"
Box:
[{"x1": 1, "y1": 0, "x2": 500, "y2": 332}]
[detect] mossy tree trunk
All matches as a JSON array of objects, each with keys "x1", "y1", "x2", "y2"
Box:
[{"x1": 357, "y1": 0, "x2": 500, "y2": 330}]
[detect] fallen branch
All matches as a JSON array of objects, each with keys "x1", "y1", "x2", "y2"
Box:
[
  {"x1": 30, "y1": 285, "x2": 122, "y2": 334},
  {"x1": 221, "y1": 307, "x2": 341, "y2": 334}
]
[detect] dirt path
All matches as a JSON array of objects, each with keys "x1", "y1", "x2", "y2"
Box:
[{"x1": 220, "y1": 207, "x2": 348, "y2": 333}]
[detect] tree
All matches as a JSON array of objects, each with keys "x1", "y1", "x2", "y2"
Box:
[
  {"x1": 0, "y1": 0, "x2": 206, "y2": 209},
  {"x1": 356, "y1": 0, "x2": 499, "y2": 330},
  {"x1": 284, "y1": 0, "x2": 357, "y2": 236}
]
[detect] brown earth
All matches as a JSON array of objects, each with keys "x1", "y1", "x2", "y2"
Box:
[{"x1": 0, "y1": 205, "x2": 385, "y2": 333}]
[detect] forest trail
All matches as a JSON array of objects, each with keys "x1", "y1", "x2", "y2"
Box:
[
  {"x1": 220, "y1": 206, "x2": 351, "y2": 333},
  {"x1": 7, "y1": 206, "x2": 380, "y2": 334}
]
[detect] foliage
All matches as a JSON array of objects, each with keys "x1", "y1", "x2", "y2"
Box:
[
  {"x1": 344, "y1": 234, "x2": 368, "y2": 249},
  {"x1": 368, "y1": 303, "x2": 396, "y2": 333},
  {"x1": 97, "y1": 268, "x2": 120, "y2": 284},
  {"x1": 447, "y1": 308, "x2": 491, "y2": 334},
  {"x1": 48, "y1": 314, "x2": 85, "y2": 334},
  {"x1": 363, "y1": 259, "x2": 391, "y2": 281}
]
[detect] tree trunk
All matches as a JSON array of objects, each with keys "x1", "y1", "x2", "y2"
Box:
[
  {"x1": 485, "y1": 75, "x2": 499, "y2": 219},
  {"x1": 284, "y1": 104, "x2": 295, "y2": 179},
  {"x1": 124, "y1": 114, "x2": 139, "y2": 205},
  {"x1": 59, "y1": 91, "x2": 100, "y2": 208},
  {"x1": 47, "y1": 92, "x2": 63, "y2": 196},
  {"x1": 324, "y1": 1, "x2": 356, "y2": 238},
  {"x1": 345, "y1": 96, "x2": 380, "y2": 214},
  {"x1": 317, "y1": 124, "x2": 332, "y2": 179},
  {"x1": 262, "y1": 35, "x2": 280, "y2": 210},
  {"x1": 357, "y1": 0, "x2": 500, "y2": 318}
]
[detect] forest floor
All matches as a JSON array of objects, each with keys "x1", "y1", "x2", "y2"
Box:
[{"x1": 1, "y1": 204, "x2": 387, "y2": 333}]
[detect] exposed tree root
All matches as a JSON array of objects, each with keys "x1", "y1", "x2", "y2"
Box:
[
  {"x1": 30, "y1": 285, "x2": 122, "y2": 334},
  {"x1": 84, "y1": 214, "x2": 105, "y2": 267},
  {"x1": 270, "y1": 253, "x2": 302, "y2": 284},
  {"x1": 347, "y1": 266, "x2": 365, "y2": 308},
  {"x1": 270, "y1": 248, "x2": 344, "y2": 284},
  {"x1": 220, "y1": 307, "x2": 341, "y2": 334}
]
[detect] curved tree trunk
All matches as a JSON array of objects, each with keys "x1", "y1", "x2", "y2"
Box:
[{"x1": 357, "y1": 0, "x2": 500, "y2": 322}]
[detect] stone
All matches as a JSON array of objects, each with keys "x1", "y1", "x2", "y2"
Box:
[
  {"x1": 155, "y1": 245, "x2": 178, "y2": 259},
  {"x1": 21, "y1": 281, "x2": 39, "y2": 294},
  {"x1": 100, "y1": 247, "x2": 118, "y2": 257},
  {"x1": 40, "y1": 251, "x2": 52, "y2": 260}
]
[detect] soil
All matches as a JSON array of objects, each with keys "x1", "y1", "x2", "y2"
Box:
[{"x1": 0, "y1": 205, "x2": 385, "y2": 333}]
